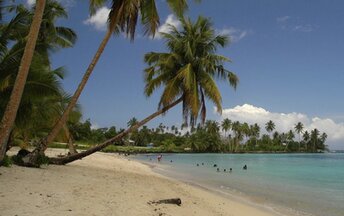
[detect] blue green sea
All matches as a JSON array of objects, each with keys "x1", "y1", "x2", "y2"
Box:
[{"x1": 135, "y1": 153, "x2": 344, "y2": 216}]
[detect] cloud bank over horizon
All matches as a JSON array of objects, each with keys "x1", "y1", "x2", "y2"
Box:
[{"x1": 220, "y1": 104, "x2": 344, "y2": 149}]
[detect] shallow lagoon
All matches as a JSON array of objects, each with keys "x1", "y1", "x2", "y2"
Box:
[{"x1": 135, "y1": 153, "x2": 344, "y2": 216}]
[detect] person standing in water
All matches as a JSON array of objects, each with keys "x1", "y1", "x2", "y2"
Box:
[{"x1": 157, "y1": 154, "x2": 162, "y2": 162}]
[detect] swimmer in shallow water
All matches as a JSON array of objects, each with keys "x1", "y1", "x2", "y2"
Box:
[{"x1": 243, "y1": 165, "x2": 247, "y2": 170}]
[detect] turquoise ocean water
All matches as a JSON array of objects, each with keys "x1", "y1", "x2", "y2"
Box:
[{"x1": 135, "y1": 153, "x2": 344, "y2": 216}]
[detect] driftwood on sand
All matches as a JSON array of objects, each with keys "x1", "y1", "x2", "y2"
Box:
[{"x1": 148, "y1": 198, "x2": 182, "y2": 206}]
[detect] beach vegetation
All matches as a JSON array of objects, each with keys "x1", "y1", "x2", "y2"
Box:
[{"x1": 0, "y1": 1, "x2": 78, "y2": 165}]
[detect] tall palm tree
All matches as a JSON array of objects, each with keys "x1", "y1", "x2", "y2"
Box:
[
  {"x1": 127, "y1": 117, "x2": 138, "y2": 128},
  {"x1": 221, "y1": 118, "x2": 231, "y2": 151},
  {"x1": 49, "y1": 16, "x2": 238, "y2": 165},
  {"x1": 320, "y1": 132, "x2": 327, "y2": 150},
  {"x1": 302, "y1": 130, "x2": 310, "y2": 151},
  {"x1": 205, "y1": 120, "x2": 220, "y2": 134},
  {"x1": 0, "y1": 1, "x2": 76, "y2": 162},
  {"x1": 231, "y1": 121, "x2": 242, "y2": 152},
  {"x1": 265, "y1": 120, "x2": 275, "y2": 136},
  {"x1": 250, "y1": 123, "x2": 260, "y2": 148},
  {"x1": 286, "y1": 129, "x2": 295, "y2": 151},
  {"x1": 32, "y1": 0, "x2": 191, "y2": 159},
  {"x1": 310, "y1": 128, "x2": 320, "y2": 152},
  {"x1": 294, "y1": 122, "x2": 304, "y2": 151},
  {"x1": 265, "y1": 120, "x2": 275, "y2": 147},
  {"x1": 221, "y1": 118, "x2": 231, "y2": 138},
  {"x1": 0, "y1": 0, "x2": 46, "y2": 164}
]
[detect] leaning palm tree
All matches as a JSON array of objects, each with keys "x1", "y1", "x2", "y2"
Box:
[
  {"x1": 30, "y1": 0, "x2": 191, "y2": 162},
  {"x1": 48, "y1": 16, "x2": 238, "y2": 165},
  {"x1": 294, "y1": 122, "x2": 304, "y2": 151},
  {"x1": 0, "y1": 0, "x2": 46, "y2": 164}
]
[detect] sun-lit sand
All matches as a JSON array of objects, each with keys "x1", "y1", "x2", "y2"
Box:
[{"x1": 0, "y1": 148, "x2": 278, "y2": 216}]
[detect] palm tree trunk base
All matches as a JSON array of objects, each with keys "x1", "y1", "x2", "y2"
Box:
[{"x1": 18, "y1": 154, "x2": 41, "y2": 168}]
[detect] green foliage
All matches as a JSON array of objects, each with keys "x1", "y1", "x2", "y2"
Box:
[
  {"x1": 0, "y1": 1, "x2": 78, "y2": 151},
  {"x1": 36, "y1": 154, "x2": 50, "y2": 166},
  {"x1": 144, "y1": 16, "x2": 238, "y2": 127},
  {"x1": 2, "y1": 155, "x2": 12, "y2": 167}
]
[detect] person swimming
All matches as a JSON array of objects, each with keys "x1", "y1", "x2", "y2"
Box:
[
  {"x1": 213, "y1": 164, "x2": 217, "y2": 167},
  {"x1": 229, "y1": 168, "x2": 232, "y2": 172},
  {"x1": 224, "y1": 169, "x2": 227, "y2": 172},
  {"x1": 243, "y1": 165, "x2": 247, "y2": 170},
  {"x1": 217, "y1": 168, "x2": 220, "y2": 172},
  {"x1": 197, "y1": 163, "x2": 199, "y2": 166},
  {"x1": 201, "y1": 163, "x2": 204, "y2": 166}
]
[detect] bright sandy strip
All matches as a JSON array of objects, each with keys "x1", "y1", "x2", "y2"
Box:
[{"x1": 1, "y1": 148, "x2": 279, "y2": 216}]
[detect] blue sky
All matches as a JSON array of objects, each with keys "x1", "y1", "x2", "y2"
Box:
[{"x1": 30, "y1": 0, "x2": 344, "y2": 149}]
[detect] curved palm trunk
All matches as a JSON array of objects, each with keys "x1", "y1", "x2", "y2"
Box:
[
  {"x1": 36, "y1": 28, "x2": 114, "y2": 155},
  {"x1": 49, "y1": 97, "x2": 183, "y2": 165},
  {"x1": 0, "y1": 0, "x2": 46, "y2": 165}
]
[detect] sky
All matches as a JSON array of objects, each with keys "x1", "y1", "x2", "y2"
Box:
[{"x1": 26, "y1": 0, "x2": 344, "y2": 149}]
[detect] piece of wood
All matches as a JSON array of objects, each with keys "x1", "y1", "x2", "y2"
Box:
[{"x1": 148, "y1": 198, "x2": 182, "y2": 206}]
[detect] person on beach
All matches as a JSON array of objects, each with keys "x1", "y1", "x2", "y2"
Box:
[{"x1": 157, "y1": 154, "x2": 162, "y2": 162}]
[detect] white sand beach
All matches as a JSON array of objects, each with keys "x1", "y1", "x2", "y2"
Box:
[{"x1": 0, "y1": 148, "x2": 279, "y2": 216}]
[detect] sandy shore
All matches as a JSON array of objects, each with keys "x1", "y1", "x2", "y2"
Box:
[{"x1": 0, "y1": 148, "x2": 278, "y2": 216}]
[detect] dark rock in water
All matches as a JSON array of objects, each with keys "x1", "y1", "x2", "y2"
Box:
[{"x1": 17, "y1": 149, "x2": 31, "y2": 158}]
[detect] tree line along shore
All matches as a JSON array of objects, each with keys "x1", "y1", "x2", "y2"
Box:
[{"x1": 38, "y1": 118, "x2": 328, "y2": 155}]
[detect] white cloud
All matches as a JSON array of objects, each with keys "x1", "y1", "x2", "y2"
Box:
[
  {"x1": 26, "y1": 0, "x2": 75, "y2": 8},
  {"x1": 277, "y1": 16, "x2": 290, "y2": 23},
  {"x1": 26, "y1": 0, "x2": 35, "y2": 7},
  {"x1": 216, "y1": 27, "x2": 248, "y2": 43},
  {"x1": 293, "y1": 24, "x2": 314, "y2": 32},
  {"x1": 90, "y1": 122, "x2": 100, "y2": 130},
  {"x1": 276, "y1": 16, "x2": 316, "y2": 33},
  {"x1": 83, "y1": 7, "x2": 110, "y2": 31},
  {"x1": 220, "y1": 104, "x2": 344, "y2": 149},
  {"x1": 154, "y1": 14, "x2": 181, "y2": 39}
]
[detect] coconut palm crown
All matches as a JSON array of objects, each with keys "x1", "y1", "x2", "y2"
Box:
[{"x1": 144, "y1": 16, "x2": 238, "y2": 127}]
